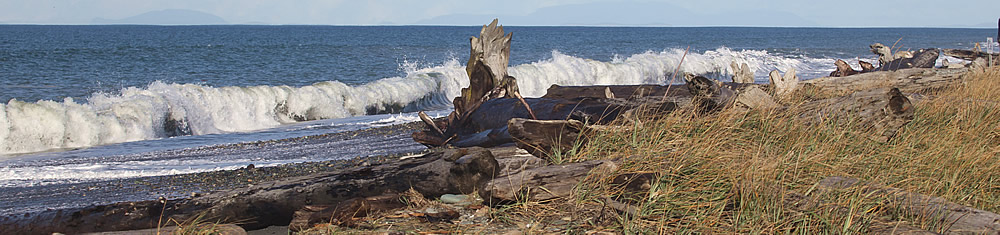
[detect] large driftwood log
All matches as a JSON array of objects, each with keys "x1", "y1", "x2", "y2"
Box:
[
  {"x1": 942, "y1": 48, "x2": 999, "y2": 62},
  {"x1": 481, "y1": 160, "x2": 619, "y2": 203},
  {"x1": 814, "y1": 176, "x2": 1000, "y2": 234},
  {"x1": 0, "y1": 148, "x2": 503, "y2": 233},
  {"x1": 796, "y1": 87, "x2": 914, "y2": 142},
  {"x1": 507, "y1": 118, "x2": 591, "y2": 160},
  {"x1": 802, "y1": 68, "x2": 968, "y2": 94}
]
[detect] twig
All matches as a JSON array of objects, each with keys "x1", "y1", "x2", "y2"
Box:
[
  {"x1": 662, "y1": 46, "x2": 691, "y2": 102},
  {"x1": 514, "y1": 92, "x2": 538, "y2": 120}
]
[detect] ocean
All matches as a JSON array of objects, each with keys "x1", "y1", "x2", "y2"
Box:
[{"x1": 0, "y1": 25, "x2": 994, "y2": 215}]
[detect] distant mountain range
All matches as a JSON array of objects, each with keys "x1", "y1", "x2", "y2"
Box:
[
  {"x1": 415, "y1": 1, "x2": 818, "y2": 27},
  {"x1": 92, "y1": 9, "x2": 227, "y2": 25}
]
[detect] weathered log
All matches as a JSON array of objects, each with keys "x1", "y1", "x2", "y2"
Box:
[
  {"x1": 685, "y1": 73, "x2": 736, "y2": 111},
  {"x1": 733, "y1": 85, "x2": 779, "y2": 110},
  {"x1": 0, "y1": 147, "x2": 501, "y2": 233},
  {"x1": 507, "y1": 118, "x2": 591, "y2": 160},
  {"x1": 542, "y1": 84, "x2": 692, "y2": 100},
  {"x1": 830, "y1": 59, "x2": 862, "y2": 77},
  {"x1": 802, "y1": 68, "x2": 968, "y2": 94},
  {"x1": 81, "y1": 224, "x2": 248, "y2": 235},
  {"x1": 768, "y1": 68, "x2": 799, "y2": 98},
  {"x1": 288, "y1": 194, "x2": 406, "y2": 231},
  {"x1": 816, "y1": 176, "x2": 1000, "y2": 234},
  {"x1": 730, "y1": 61, "x2": 755, "y2": 83},
  {"x1": 875, "y1": 48, "x2": 939, "y2": 71},
  {"x1": 942, "y1": 48, "x2": 999, "y2": 62},
  {"x1": 481, "y1": 159, "x2": 619, "y2": 203},
  {"x1": 797, "y1": 87, "x2": 914, "y2": 142}
]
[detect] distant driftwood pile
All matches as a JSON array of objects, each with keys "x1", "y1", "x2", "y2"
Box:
[{"x1": 3, "y1": 19, "x2": 997, "y2": 234}]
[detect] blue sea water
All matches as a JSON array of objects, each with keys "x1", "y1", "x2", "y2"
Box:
[{"x1": 0, "y1": 25, "x2": 994, "y2": 197}]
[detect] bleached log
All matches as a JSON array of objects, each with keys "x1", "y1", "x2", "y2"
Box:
[
  {"x1": 769, "y1": 68, "x2": 799, "y2": 98},
  {"x1": 731, "y1": 61, "x2": 755, "y2": 83},
  {"x1": 802, "y1": 68, "x2": 968, "y2": 94},
  {"x1": 796, "y1": 87, "x2": 914, "y2": 142},
  {"x1": 816, "y1": 176, "x2": 1000, "y2": 234}
]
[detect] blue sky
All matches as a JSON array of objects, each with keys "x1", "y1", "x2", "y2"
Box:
[{"x1": 1, "y1": 0, "x2": 997, "y2": 27}]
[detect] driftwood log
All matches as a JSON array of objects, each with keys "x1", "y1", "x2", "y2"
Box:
[
  {"x1": 803, "y1": 68, "x2": 968, "y2": 94},
  {"x1": 874, "y1": 48, "x2": 939, "y2": 71},
  {"x1": 0, "y1": 147, "x2": 504, "y2": 233},
  {"x1": 796, "y1": 176, "x2": 1000, "y2": 234},
  {"x1": 481, "y1": 159, "x2": 619, "y2": 203}
]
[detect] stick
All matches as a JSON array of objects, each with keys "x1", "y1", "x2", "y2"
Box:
[
  {"x1": 662, "y1": 46, "x2": 691, "y2": 101},
  {"x1": 418, "y1": 111, "x2": 444, "y2": 136},
  {"x1": 514, "y1": 92, "x2": 538, "y2": 120}
]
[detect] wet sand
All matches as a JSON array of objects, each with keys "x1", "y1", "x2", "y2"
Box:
[{"x1": 0, "y1": 121, "x2": 428, "y2": 217}]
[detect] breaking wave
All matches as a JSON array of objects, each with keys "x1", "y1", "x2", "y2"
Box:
[{"x1": 0, "y1": 47, "x2": 836, "y2": 154}]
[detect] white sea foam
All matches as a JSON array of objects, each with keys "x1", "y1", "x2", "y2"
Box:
[{"x1": 0, "y1": 47, "x2": 835, "y2": 155}]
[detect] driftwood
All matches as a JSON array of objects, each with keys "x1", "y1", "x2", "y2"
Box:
[
  {"x1": 875, "y1": 48, "x2": 939, "y2": 71},
  {"x1": 803, "y1": 68, "x2": 968, "y2": 94},
  {"x1": 796, "y1": 87, "x2": 914, "y2": 142},
  {"x1": 829, "y1": 59, "x2": 874, "y2": 77},
  {"x1": 813, "y1": 176, "x2": 1000, "y2": 234},
  {"x1": 81, "y1": 224, "x2": 248, "y2": 235},
  {"x1": 768, "y1": 68, "x2": 799, "y2": 98},
  {"x1": 942, "y1": 48, "x2": 999, "y2": 62},
  {"x1": 507, "y1": 118, "x2": 591, "y2": 160},
  {"x1": 730, "y1": 61, "x2": 754, "y2": 83},
  {"x1": 481, "y1": 159, "x2": 618, "y2": 203},
  {"x1": 0, "y1": 147, "x2": 503, "y2": 233},
  {"x1": 288, "y1": 194, "x2": 406, "y2": 230}
]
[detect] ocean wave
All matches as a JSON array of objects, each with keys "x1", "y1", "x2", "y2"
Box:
[{"x1": 0, "y1": 47, "x2": 835, "y2": 155}]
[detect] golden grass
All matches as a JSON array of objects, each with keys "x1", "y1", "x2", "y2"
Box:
[{"x1": 569, "y1": 67, "x2": 1000, "y2": 233}]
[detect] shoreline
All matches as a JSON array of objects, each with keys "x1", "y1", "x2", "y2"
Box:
[{"x1": 0, "y1": 121, "x2": 428, "y2": 217}]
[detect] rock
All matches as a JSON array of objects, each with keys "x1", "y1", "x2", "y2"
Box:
[
  {"x1": 768, "y1": 68, "x2": 798, "y2": 98},
  {"x1": 481, "y1": 160, "x2": 618, "y2": 203},
  {"x1": 440, "y1": 194, "x2": 477, "y2": 206}
]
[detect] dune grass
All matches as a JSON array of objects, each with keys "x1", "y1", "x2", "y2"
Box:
[{"x1": 561, "y1": 67, "x2": 1000, "y2": 233}]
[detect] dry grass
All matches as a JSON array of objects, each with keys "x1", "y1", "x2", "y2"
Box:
[{"x1": 564, "y1": 67, "x2": 1000, "y2": 233}]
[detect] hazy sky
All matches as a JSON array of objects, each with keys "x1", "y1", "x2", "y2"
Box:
[{"x1": 1, "y1": 0, "x2": 997, "y2": 27}]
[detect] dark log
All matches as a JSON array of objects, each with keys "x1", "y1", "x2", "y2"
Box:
[
  {"x1": 874, "y1": 48, "x2": 939, "y2": 71},
  {"x1": 797, "y1": 87, "x2": 914, "y2": 142},
  {"x1": 507, "y1": 118, "x2": 591, "y2": 160},
  {"x1": 829, "y1": 59, "x2": 862, "y2": 77},
  {"x1": 942, "y1": 48, "x2": 1000, "y2": 62},
  {"x1": 481, "y1": 159, "x2": 619, "y2": 203},
  {"x1": 0, "y1": 147, "x2": 501, "y2": 233},
  {"x1": 802, "y1": 68, "x2": 968, "y2": 94},
  {"x1": 815, "y1": 176, "x2": 1000, "y2": 234}
]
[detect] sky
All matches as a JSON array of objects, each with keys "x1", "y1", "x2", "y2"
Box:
[{"x1": 0, "y1": 0, "x2": 997, "y2": 27}]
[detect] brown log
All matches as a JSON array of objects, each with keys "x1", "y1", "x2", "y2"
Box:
[
  {"x1": 815, "y1": 176, "x2": 1000, "y2": 234},
  {"x1": 1, "y1": 147, "x2": 501, "y2": 233},
  {"x1": 802, "y1": 68, "x2": 968, "y2": 94},
  {"x1": 830, "y1": 59, "x2": 862, "y2": 77},
  {"x1": 875, "y1": 48, "x2": 939, "y2": 71},
  {"x1": 542, "y1": 84, "x2": 692, "y2": 100},
  {"x1": 507, "y1": 118, "x2": 591, "y2": 160},
  {"x1": 481, "y1": 159, "x2": 619, "y2": 203}
]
